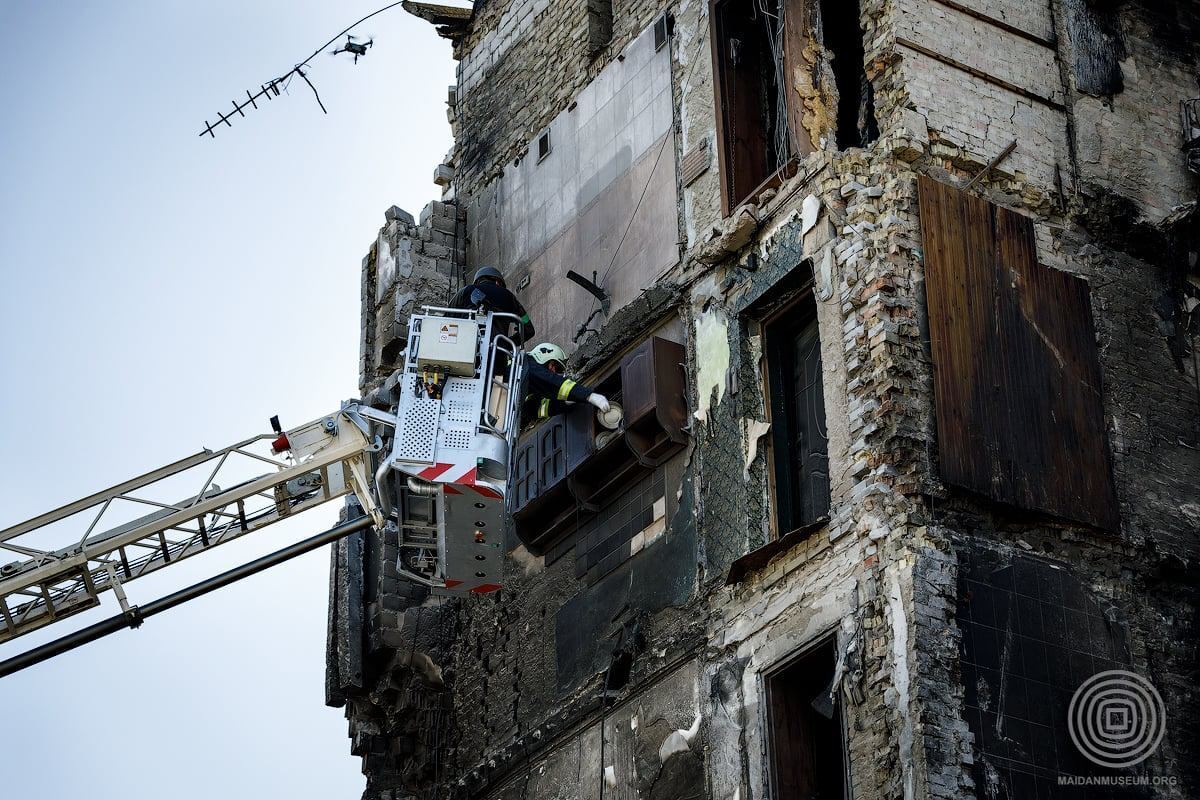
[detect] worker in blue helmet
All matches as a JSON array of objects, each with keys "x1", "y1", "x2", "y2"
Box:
[
  {"x1": 522, "y1": 342, "x2": 610, "y2": 428},
  {"x1": 450, "y1": 266, "x2": 535, "y2": 342}
]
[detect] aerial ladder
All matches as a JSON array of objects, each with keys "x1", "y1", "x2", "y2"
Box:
[{"x1": 0, "y1": 306, "x2": 525, "y2": 677}]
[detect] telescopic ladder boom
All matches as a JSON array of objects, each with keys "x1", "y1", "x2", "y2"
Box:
[
  {"x1": 0, "y1": 305, "x2": 526, "y2": 666},
  {"x1": 0, "y1": 404, "x2": 385, "y2": 645}
]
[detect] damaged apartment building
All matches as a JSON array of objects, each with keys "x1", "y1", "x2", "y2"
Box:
[{"x1": 326, "y1": 0, "x2": 1200, "y2": 798}]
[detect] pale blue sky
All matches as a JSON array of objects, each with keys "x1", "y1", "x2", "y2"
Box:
[{"x1": 0, "y1": 2, "x2": 460, "y2": 796}]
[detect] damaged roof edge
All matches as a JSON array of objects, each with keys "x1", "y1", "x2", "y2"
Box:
[{"x1": 401, "y1": 0, "x2": 473, "y2": 41}]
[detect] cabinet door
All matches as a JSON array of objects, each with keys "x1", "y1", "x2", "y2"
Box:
[
  {"x1": 564, "y1": 402, "x2": 596, "y2": 473},
  {"x1": 511, "y1": 436, "x2": 538, "y2": 511},
  {"x1": 620, "y1": 337, "x2": 687, "y2": 440},
  {"x1": 537, "y1": 418, "x2": 568, "y2": 492},
  {"x1": 620, "y1": 338, "x2": 657, "y2": 428}
]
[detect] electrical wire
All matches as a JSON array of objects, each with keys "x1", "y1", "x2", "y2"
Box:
[
  {"x1": 762, "y1": 2, "x2": 792, "y2": 167},
  {"x1": 288, "y1": 1, "x2": 407, "y2": 76},
  {"x1": 586, "y1": 16, "x2": 716, "y2": 326}
]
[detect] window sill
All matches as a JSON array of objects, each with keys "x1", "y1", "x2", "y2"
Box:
[
  {"x1": 723, "y1": 155, "x2": 826, "y2": 228},
  {"x1": 726, "y1": 159, "x2": 799, "y2": 218},
  {"x1": 724, "y1": 515, "x2": 829, "y2": 586}
]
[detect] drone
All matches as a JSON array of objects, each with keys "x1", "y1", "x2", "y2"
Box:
[{"x1": 332, "y1": 34, "x2": 373, "y2": 63}]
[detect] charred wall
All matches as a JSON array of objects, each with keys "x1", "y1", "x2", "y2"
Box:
[{"x1": 328, "y1": 0, "x2": 1200, "y2": 797}]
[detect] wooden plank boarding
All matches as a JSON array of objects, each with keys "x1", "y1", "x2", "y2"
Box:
[{"x1": 917, "y1": 176, "x2": 1119, "y2": 531}]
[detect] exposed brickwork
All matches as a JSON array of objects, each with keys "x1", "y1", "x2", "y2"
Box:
[
  {"x1": 451, "y1": 0, "x2": 669, "y2": 190},
  {"x1": 330, "y1": 0, "x2": 1200, "y2": 798}
]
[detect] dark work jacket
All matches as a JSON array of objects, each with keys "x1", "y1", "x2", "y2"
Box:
[
  {"x1": 521, "y1": 361, "x2": 595, "y2": 426},
  {"x1": 449, "y1": 281, "x2": 535, "y2": 342}
]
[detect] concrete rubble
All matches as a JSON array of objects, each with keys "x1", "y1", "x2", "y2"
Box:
[{"x1": 328, "y1": 1, "x2": 1200, "y2": 798}]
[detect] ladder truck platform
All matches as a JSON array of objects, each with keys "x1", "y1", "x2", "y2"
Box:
[{"x1": 0, "y1": 306, "x2": 525, "y2": 673}]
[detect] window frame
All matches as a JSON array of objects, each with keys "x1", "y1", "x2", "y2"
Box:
[
  {"x1": 709, "y1": 0, "x2": 813, "y2": 216},
  {"x1": 762, "y1": 633, "x2": 850, "y2": 800},
  {"x1": 757, "y1": 292, "x2": 830, "y2": 541}
]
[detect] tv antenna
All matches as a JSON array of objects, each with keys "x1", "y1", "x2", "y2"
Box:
[{"x1": 198, "y1": 1, "x2": 404, "y2": 139}]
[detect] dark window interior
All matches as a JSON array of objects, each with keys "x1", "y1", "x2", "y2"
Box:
[
  {"x1": 958, "y1": 546, "x2": 1137, "y2": 797},
  {"x1": 711, "y1": 0, "x2": 878, "y2": 212},
  {"x1": 653, "y1": 13, "x2": 670, "y2": 52},
  {"x1": 764, "y1": 299, "x2": 831, "y2": 535},
  {"x1": 767, "y1": 638, "x2": 847, "y2": 799},
  {"x1": 819, "y1": 0, "x2": 878, "y2": 149},
  {"x1": 712, "y1": 0, "x2": 790, "y2": 210},
  {"x1": 587, "y1": 0, "x2": 614, "y2": 55}
]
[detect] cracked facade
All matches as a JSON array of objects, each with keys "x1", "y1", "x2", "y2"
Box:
[{"x1": 327, "y1": 0, "x2": 1200, "y2": 798}]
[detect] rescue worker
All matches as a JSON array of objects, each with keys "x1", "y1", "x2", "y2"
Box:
[
  {"x1": 450, "y1": 266, "x2": 536, "y2": 343},
  {"x1": 522, "y1": 342, "x2": 610, "y2": 427}
]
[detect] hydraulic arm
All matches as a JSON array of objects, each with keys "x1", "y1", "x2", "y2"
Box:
[{"x1": 0, "y1": 306, "x2": 525, "y2": 670}]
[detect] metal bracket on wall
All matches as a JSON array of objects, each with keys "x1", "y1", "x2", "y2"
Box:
[{"x1": 566, "y1": 270, "x2": 610, "y2": 315}]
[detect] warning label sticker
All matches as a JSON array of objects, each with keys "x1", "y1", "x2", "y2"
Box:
[{"x1": 439, "y1": 324, "x2": 459, "y2": 343}]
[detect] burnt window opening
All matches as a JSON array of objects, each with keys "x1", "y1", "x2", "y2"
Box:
[
  {"x1": 1183, "y1": 98, "x2": 1200, "y2": 175},
  {"x1": 602, "y1": 617, "x2": 643, "y2": 696},
  {"x1": 537, "y1": 131, "x2": 552, "y2": 161},
  {"x1": 1064, "y1": 0, "x2": 1126, "y2": 97},
  {"x1": 818, "y1": 0, "x2": 878, "y2": 149},
  {"x1": 587, "y1": 0, "x2": 613, "y2": 56},
  {"x1": 711, "y1": 0, "x2": 797, "y2": 213},
  {"x1": 958, "y1": 547, "x2": 1133, "y2": 792},
  {"x1": 653, "y1": 13, "x2": 671, "y2": 52},
  {"x1": 763, "y1": 296, "x2": 831, "y2": 536},
  {"x1": 766, "y1": 637, "x2": 848, "y2": 800}
]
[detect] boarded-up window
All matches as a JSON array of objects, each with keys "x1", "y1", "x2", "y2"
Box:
[{"x1": 917, "y1": 176, "x2": 1119, "y2": 531}]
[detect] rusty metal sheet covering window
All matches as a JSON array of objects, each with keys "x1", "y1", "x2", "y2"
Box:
[{"x1": 917, "y1": 176, "x2": 1119, "y2": 531}]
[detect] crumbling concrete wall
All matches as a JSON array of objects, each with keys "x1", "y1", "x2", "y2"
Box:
[
  {"x1": 358, "y1": 202, "x2": 465, "y2": 394},
  {"x1": 329, "y1": 201, "x2": 465, "y2": 800},
  {"x1": 1066, "y1": 1, "x2": 1199, "y2": 220},
  {"x1": 464, "y1": 22, "x2": 680, "y2": 349},
  {"x1": 330, "y1": 0, "x2": 1200, "y2": 797}
]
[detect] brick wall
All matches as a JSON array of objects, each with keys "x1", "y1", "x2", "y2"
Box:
[{"x1": 330, "y1": 0, "x2": 1200, "y2": 797}]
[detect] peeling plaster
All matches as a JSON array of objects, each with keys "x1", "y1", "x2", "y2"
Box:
[
  {"x1": 743, "y1": 419, "x2": 771, "y2": 481},
  {"x1": 817, "y1": 244, "x2": 835, "y2": 301},
  {"x1": 694, "y1": 307, "x2": 731, "y2": 424},
  {"x1": 375, "y1": 235, "x2": 396, "y2": 304},
  {"x1": 801, "y1": 194, "x2": 821, "y2": 236},
  {"x1": 887, "y1": 568, "x2": 914, "y2": 800},
  {"x1": 757, "y1": 208, "x2": 800, "y2": 260},
  {"x1": 658, "y1": 714, "x2": 702, "y2": 762}
]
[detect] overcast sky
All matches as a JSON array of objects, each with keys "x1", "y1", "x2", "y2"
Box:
[{"x1": 0, "y1": 2, "x2": 461, "y2": 796}]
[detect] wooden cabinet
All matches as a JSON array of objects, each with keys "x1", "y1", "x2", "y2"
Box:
[
  {"x1": 621, "y1": 337, "x2": 688, "y2": 466},
  {"x1": 510, "y1": 336, "x2": 689, "y2": 555}
]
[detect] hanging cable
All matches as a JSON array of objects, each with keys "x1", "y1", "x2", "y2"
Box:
[
  {"x1": 575, "y1": 16, "x2": 714, "y2": 342},
  {"x1": 199, "y1": 1, "x2": 408, "y2": 138},
  {"x1": 763, "y1": 2, "x2": 792, "y2": 167}
]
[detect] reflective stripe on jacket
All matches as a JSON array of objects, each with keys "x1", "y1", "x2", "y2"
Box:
[{"x1": 521, "y1": 362, "x2": 594, "y2": 425}]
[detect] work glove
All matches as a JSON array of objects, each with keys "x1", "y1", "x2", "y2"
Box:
[{"x1": 587, "y1": 393, "x2": 611, "y2": 413}]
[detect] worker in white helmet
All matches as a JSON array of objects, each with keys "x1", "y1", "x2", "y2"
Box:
[{"x1": 522, "y1": 342, "x2": 610, "y2": 427}]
